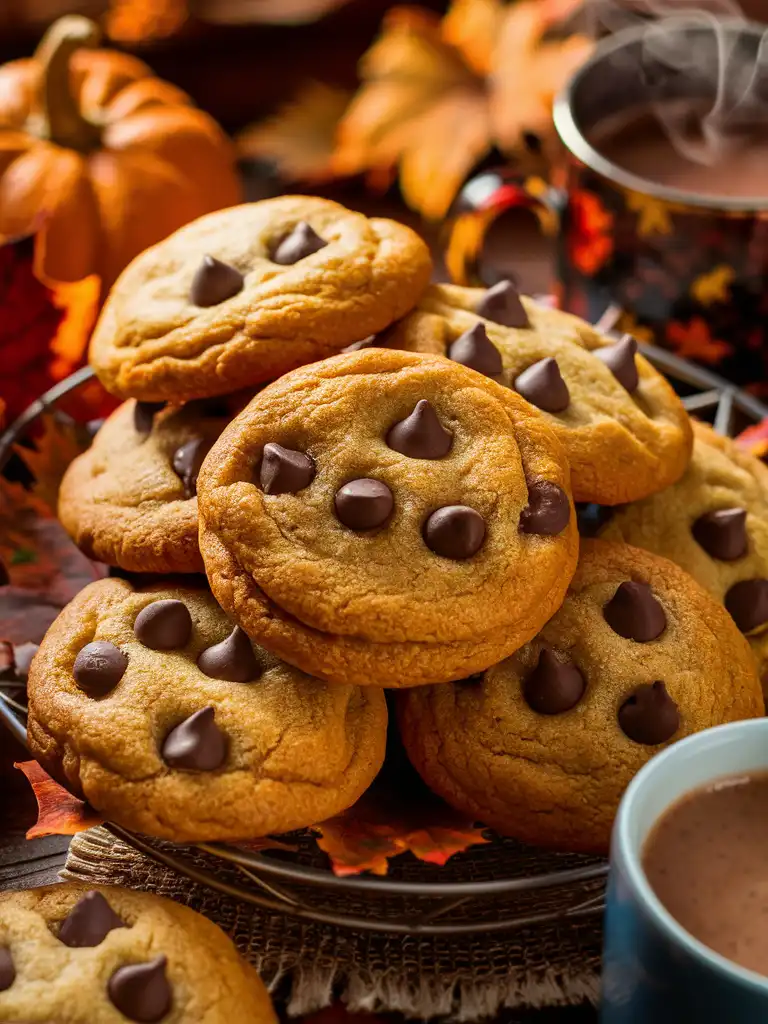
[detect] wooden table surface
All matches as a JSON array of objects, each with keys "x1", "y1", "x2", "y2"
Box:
[{"x1": 0, "y1": 198, "x2": 597, "y2": 1021}]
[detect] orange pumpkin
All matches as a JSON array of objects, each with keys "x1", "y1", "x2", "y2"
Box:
[{"x1": 0, "y1": 15, "x2": 242, "y2": 291}]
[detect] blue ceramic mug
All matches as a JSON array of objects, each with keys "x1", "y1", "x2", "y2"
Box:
[{"x1": 601, "y1": 718, "x2": 768, "y2": 1022}]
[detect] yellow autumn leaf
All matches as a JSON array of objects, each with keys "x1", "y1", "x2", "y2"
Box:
[
  {"x1": 626, "y1": 192, "x2": 673, "y2": 236},
  {"x1": 691, "y1": 264, "x2": 735, "y2": 306}
]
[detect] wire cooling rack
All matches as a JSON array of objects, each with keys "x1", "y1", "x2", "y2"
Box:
[{"x1": 1, "y1": 342, "x2": 766, "y2": 935}]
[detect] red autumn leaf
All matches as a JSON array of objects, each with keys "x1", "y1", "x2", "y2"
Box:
[
  {"x1": 15, "y1": 761, "x2": 104, "y2": 839},
  {"x1": 567, "y1": 189, "x2": 614, "y2": 275},
  {"x1": 0, "y1": 232, "x2": 100, "y2": 425},
  {"x1": 666, "y1": 317, "x2": 733, "y2": 365},
  {"x1": 736, "y1": 418, "x2": 768, "y2": 460}
]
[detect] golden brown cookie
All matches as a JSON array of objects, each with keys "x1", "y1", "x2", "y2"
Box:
[
  {"x1": 398, "y1": 540, "x2": 763, "y2": 853},
  {"x1": 89, "y1": 196, "x2": 433, "y2": 402},
  {"x1": 600, "y1": 420, "x2": 768, "y2": 682},
  {"x1": 383, "y1": 282, "x2": 693, "y2": 505},
  {"x1": 59, "y1": 397, "x2": 244, "y2": 574},
  {"x1": 27, "y1": 579, "x2": 387, "y2": 841},
  {"x1": 0, "y1": 883, "x2": 275, "y2": 1024},
  {"x1": 197, "y1": 348, "x2": 579, "y2": 688}
]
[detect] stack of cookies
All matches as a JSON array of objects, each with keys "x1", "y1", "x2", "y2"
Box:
[{"x1": 26, "y1": 195, "x2": 767, "y2": 859}]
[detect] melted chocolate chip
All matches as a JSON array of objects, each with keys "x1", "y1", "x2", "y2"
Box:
[
  {"x1": 162, "y1": 707, "x2": 227, "y2": 771},
  {"x1": 197, "y1": 626, "x2": 261, "y2": 683},
  {"x1": 73, "y1": 641, "x2": 128, "y2": 698},
  {"x1": 595, "y1": 334, "x2": 639, "y2": 392},
  {"x1": 272, "y1": 221, "x2": 327, "y2": 265},
  {"x1": 59, "y1": 891, "x2": 125, "y2": 948},
  {"x1": 335, "y1": 479, "x2": 393, "y2": 530},
  {"x1": 523, "y1": 648, "x2": 585, "y2": 714},
  {"x1": 725, "y1": 579, "x2": 768, "y2": 633},
  {"x1": 386, "y1": 400, "x2": 453, "y2": 459},
  {"x1": 423, "y1": 506, "x2": 486, "y2": 559},
  {"x1": 692, "y1": 508, "x2": 748, "y2": 561},
  {"x1": 108, "y1": 956, "x2": 172, "y2": 1023},
  {"x1": 260, "y1": 443, "x2": 315, "y2": 495},
  {"x1": 603, "y1": 581, "x2": 666, "y2": 642},
  {"x1": 134, "y1": 600, "x2": 192, "y2": 651},
  {"x1": 519, "y1": 481, "x2": 570, "y2": 536},
  {"x1": 475, "y1": 279, "x2": 530, "y2": 328},
  {"x1": 618, "y1": 681, "x2": 679, "y2": 745},
  {"x1": 172, "y1": 437, "x2": 211, "y2": 499},
  {"x1": 447, "y1": 323, "x2": 503, "y2": 377},
  {"x1": 190, "y1": 255, "x2": 244, "y2": 307},
  {"x1": 0, "y1": 948, "x2": 14, "y2": 991},
  {"x1": 514, "y1": 358, "x2": 570, "y2": 413},
  {"x1": 134, "y1": 402, "x2": 165, "y2": 436}
]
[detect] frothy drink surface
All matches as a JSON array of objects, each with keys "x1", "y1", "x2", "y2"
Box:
[
  {"x1": 643, "y1": 770, "x2": 768, "y2": 977},
  {"x1": 589, "y1": 109, "x2": 768, "y2": 200}
]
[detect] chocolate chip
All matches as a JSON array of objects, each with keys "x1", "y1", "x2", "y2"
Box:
[
  {"x1": 343, "y1": 336, "x2": 376, "y2": 352},
  {"x1": 58, "y1": 891, "x2": 125, "y2": 948},
  {"x1": 134, "y1": 600, "x2": 192, "y2": 651},
  {"x1": 519, "y1": 481, "x2": 570, "y2": 536},
  {"x1": 134, "y1": 402, "x2": 165, "y2": 436},
  {"x1": 387, "y1": 400, "x2": 453, "y2": 459},
  {"x1": 692, "y1": 508, "x2": 748, "y2": 561},
  {"x1": 0, "y1": 948, "x2": 15, "y2": 991},
  {"x1": 162, "y1": 707, "x2": 227, "y2": 771},
  {"x1": 260, "y1": 443, "x2": 315, "y2": 495},
  {"x1": 335, "y1": 479, "x2": 393, "y2": 530},
  {"x1": 447, "y1": 323, "x2": 503, "y2": 377},
  {"x1": 108, "y1": 956, "x2": 172, "y2": 1023},
  {"x1": 73, "y1": 641, "x2": 128, "y2": 697},
  {"x1": 272, "y1": 221, "x2": 327, "y2": 265},
  {"x1": 618, "y1": 681, "x2": 679, "y2": 745},
  {"x1": 595, "y1": 334, "x2": 639, "y2": 392},
  {"x1": 725, "y1": 579, "x2": 768, "y2": 633},
  {"x1": 190, "y1": 255, "x2": 244, "y2": 307},
  {"x1": 197, "y1": 626, "x2": 261, "y2": 683},
  {"x1": 523, "y1": 648, "x2": 585, "y2": 714},
  {"x1": 423, "y1": 506, "x2": 486, "y2": 559},
  {"x1": 475, "y1": 279, "x2": 530, "y2": 328},
  {"x1": 604, "y1": 581, "x2": 666, "y2": 641},
  {"x1": 172, "y1": 437, "x2": 211, "y2": 499},
  {"x1": 514, "y1": 357, "x2": 570, "y2": 413}
]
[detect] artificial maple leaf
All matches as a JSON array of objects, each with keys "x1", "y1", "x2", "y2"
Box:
[
  {"x1": 666, "y1": 317, "x2": 733, "y2": 365},
  {"x1": 237, "y1": 82, "x2": 353, "y2": 184},
  {"x1": 0, "y1": 233, "x2": 100, "y2": 424},
  {"x1": 332, "y1": 0, "x2": 592, "y2": 219},
  {"x1": 691, "y1": 264, "x2": 736, "y2": 306},
  {"x1": 626, "y1": 191, "x2": 673, "y2": 237},
  {"x1": 16, "y1": 761, "x2": 104, "y2": 840}
]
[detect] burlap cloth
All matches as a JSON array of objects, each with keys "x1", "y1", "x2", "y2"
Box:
[{"x1": 62, "y1": 827, "x2": 603, "y2": 1020}]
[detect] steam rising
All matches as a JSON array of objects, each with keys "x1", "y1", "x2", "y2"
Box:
[{"x1": 584, "y1": 0, "x2": 768, "y2": 166}]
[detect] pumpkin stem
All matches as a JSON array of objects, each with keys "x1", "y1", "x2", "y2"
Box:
[{"x1": 34, "y1": 15, "x2": 102, "y2": 152}]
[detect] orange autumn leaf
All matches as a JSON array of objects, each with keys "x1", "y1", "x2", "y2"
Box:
[
  {"x1": 736, "y1": 418, "x2": 768, "y2": 460},
  {"x1": 106, "y1": 0, "x2": 188, "y2": 41},
  {"x1": 16, "y1": 761, "x2": 104, "y2": 839},
  {"x1": 567, "y1": 189, "x2": 614, "y2": 276},
  {"x1": 666, "y1": 317, "x2": 733, "y2": 365},
  {"x1": 0, "y1": 233, "x2": 100, "y2": 424},
  {"x1": 314, "y1": 789, "x2": 488, "y2": 877},
  {"x1": 330, "y1": 0, "x2": 591, "y2": 219}
]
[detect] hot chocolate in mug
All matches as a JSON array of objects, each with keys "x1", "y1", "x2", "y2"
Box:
[{"x1": 446, "y1": 18, "x2": 768, "y2": 391}]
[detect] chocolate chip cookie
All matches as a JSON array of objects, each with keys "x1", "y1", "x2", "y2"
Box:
[
  {"x1": 0, "y1": 883, "x2": 275, "y2": 1024},
  {"x1": 59, "y1": 397, "x2": 245, "y2": 574},
  {"x1": 383, "y1": 282, "x2": 693, "y2": 505},
  {"x1": 27, "y1": 579, "x2": 387, "y2": 841},
  {"x1": 197, "y1": 348, "x2": 578, "y2": 687},
  {"x1": 398, "y1": 539, "x2": 763, "y2": 853},
  {"x1": 89, "y1": 196, "x2": 433, "y2": 402},
  {"x1": 600, "y1": 420, "x2": 768, "y2": 684}
]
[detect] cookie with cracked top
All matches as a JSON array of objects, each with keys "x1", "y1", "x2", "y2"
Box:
[
  {"x1": 27, "y1": 579, "x2": 387, "y2": 841},
  {"x1": 59, "y1": 397, "x2": 246, "y2": 574},
  {"x1": 398, "y1": 540, "x2": 763, "y2": 853},
  {"x1": 89, "y1": 196, "x2": 432, "y2": 402},
  {"x1": 383, "y1": 282, "x2": 693, "y2": 505},
  {"x1": 196, "y1": 348, "x2": 578, "y2": 688},
  {"x1": 600, "y1": 420, "x2": 768, "y2": 688},
  {"x1": 0, "y1": 883, "x2": 275, "y2": 1024}
]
